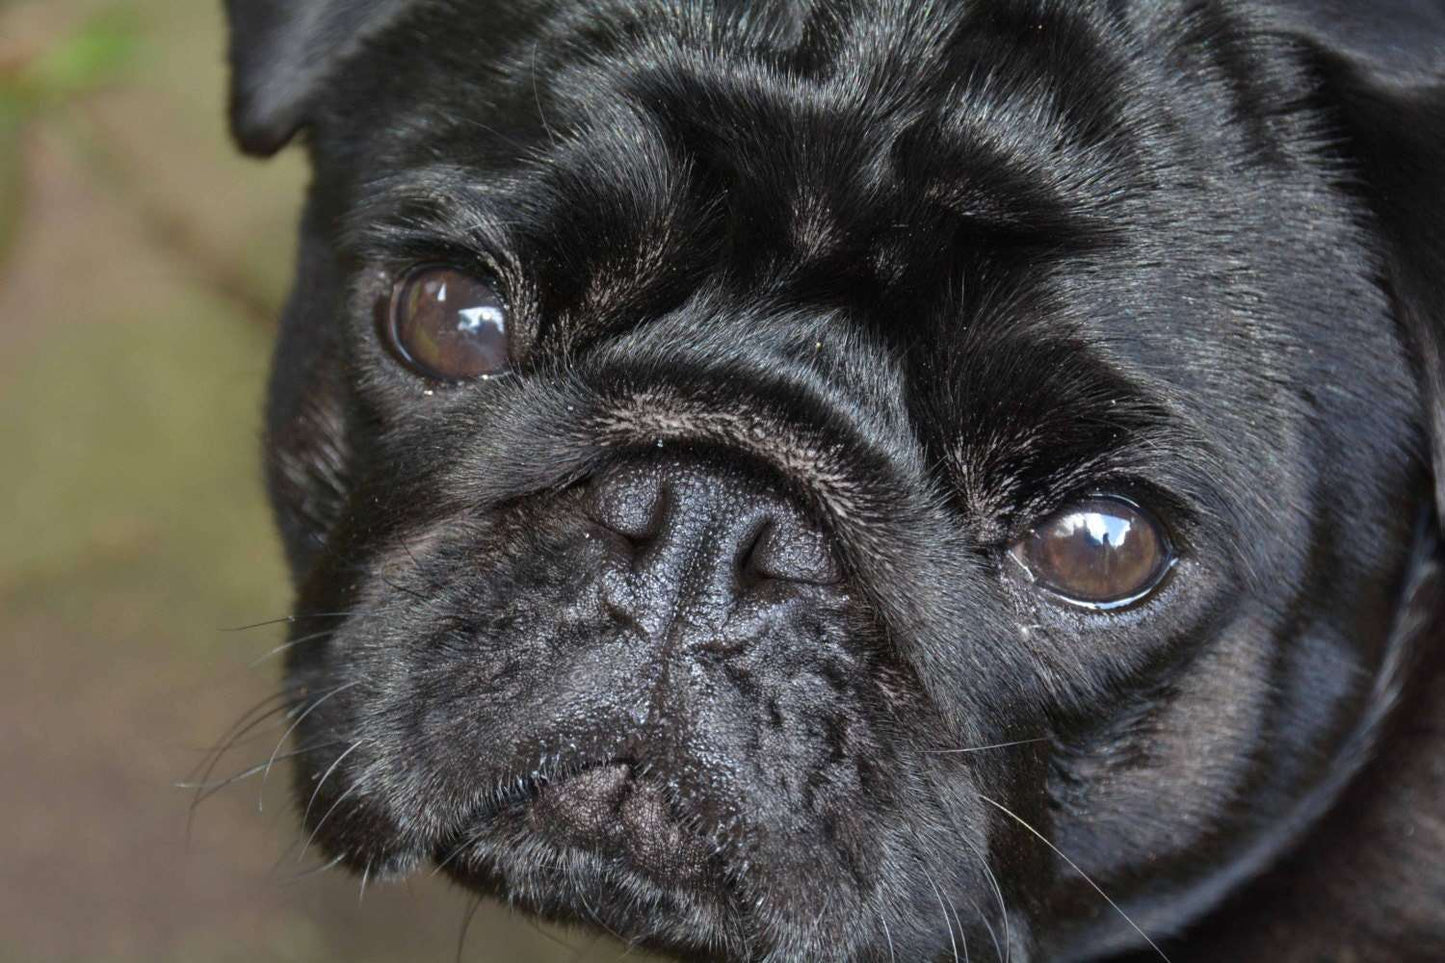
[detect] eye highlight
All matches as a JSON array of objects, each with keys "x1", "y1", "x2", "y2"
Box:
[
  {"x1": 383, "y1": 266, "x2": 510, "y2": 381},
  {"x1": 1010, "y1": 496, "x2": 1172, "y2": 610}
]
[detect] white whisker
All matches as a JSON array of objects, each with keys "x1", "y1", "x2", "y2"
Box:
[
  {"x1": 978, "y1": 795, "x2": 1171, "y2": 962},
  {"x1": 929, "y1": 737, "x2": 1048, "y2": 754}
]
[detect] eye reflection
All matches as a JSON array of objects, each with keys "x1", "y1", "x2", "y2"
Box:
[
  {"x1": 383, "y1": 267, "x2": 511, "y2": 381},
  {"x1": 1010, "y1": 496, "x2": 1172, "y2": 609},
  {"x1": 458, "y1": 305, "x2": 506, "y2": 333},
  {"x1": 1057, "y1": 510, "x2": 1133, "y2": 550}
]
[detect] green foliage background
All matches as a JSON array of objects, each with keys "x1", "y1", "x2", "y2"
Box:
[{"x1": 0, "y1": 3, "x2": 641, "y2": 960}]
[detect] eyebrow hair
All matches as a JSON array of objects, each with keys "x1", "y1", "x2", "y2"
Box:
[
  {"x1": 341, "y1": 163, "x2": 531, "y2": 260},
  {"x1": 911, "y1": 11, "x2": 1145, "y2": 234},
  {"x1": 340, "y1": 92, "x2": 692, "y2": 264}
]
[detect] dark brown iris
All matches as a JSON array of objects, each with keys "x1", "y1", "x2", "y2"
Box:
[
  {"x1": 1012, "y1": 497, "x2": 1171, "y2": 608},
  {"x1": 384, "y1": 266, "x2": 510, "y2": 381}
]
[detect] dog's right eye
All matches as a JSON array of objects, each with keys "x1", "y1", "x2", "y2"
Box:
[
  {"x1": 382, "y1": 266, "x2": 510, "y2": 381},
  {"x1": 1009, "y1": 496, "x2": 1173, "y2": 610}
]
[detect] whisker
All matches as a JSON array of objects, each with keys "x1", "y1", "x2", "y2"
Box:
[
  {"x1": 281, "y1": 852, "x2": 346, "y2": 885},
  {"x1": 575, "y1": 885, "x2": 627, "y2": 945},
  {"x1": 269, "y1": 836, "x2": 302, "y2": 872},
  {"x1": 928, "y1": 738, "x2": 1049, "y2": 755},
  {"x1": 184, "y1": 694, "x2": 298, "y2": 845},
  {"x1": 978, "y1": 795, "x2": 1171, "y2": 962},
  {"x1": 189, "y1": 707, "x2": 300, "y2": 758},
  {"x1": 923, "y1": 865, "x2": 962, "y2": 963},
  {"x1": 969, "y1": 843, "x2": 1011, "y2": 963},
  {"x1": 185, "y1": 689, "x2": 292, "y2": 784},
  {"x1": 881, "y1": 916, "x2": 897, "y2": 963},
  {"x1": 300, "y1": 739, "x2": 367, "y2": 832},
  {"x1": 180, "y1": 742, "x2": 340, "y2": 801},
  {"x1": 299, "y1": 778, "x2": 365, "y2": 863},
  {"x1": 433, "y1": 826, "x2": 490, "y2": 877},
  {"x1": 941, "y1": 875, "x2": 969, "y2": 963},
  {"x1": 453, "y1": 114, "x2": 534, "y2": 155},
  {"x1": 220, "y1": 611, "x2": 360, "y2": 633},
  {"x1": 905, "y1": 828, "x2": 967, "y2": 963},
  {"x1": 259, "y1": 680, "x2": 361, "y2": 812},
  {"x1": 377, "y1": 570, "x2": 433, "y2": 605},
  {"x1": 608, "y1": 919, "x2": 659, "y2": 962},
  {"x1": 919, "y1": 766, "x2": 1012, "y2": 963},
  {"x1": 532, "y1": 40, "x2": 558, "y2": 147},
  {"x1": 247, "y1": 628, "x2": 336, "y2": 669},
  {"x1": 521, "y1": 914, "x2": 579, "y2": 955},
  {"x1": 455, "y1": 894, "x2": 484, "y2": 963},
  {"x1": 967, "y1": 894, "x2": 1003, "y2": 963}
]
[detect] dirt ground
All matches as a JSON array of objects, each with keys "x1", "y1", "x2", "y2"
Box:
[{"x1": 0, "y1": 2, "x2": 642, "y2": 960}]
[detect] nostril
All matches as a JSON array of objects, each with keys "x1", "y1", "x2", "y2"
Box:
[
  {"x1": 586, "y1": 457, "x2": 842, "y2": 591},
  {"x1": 586, "y1": 465, "x2": 669, "y2": 544},
  {"x1": 736, "y1": 513, "x2": 841, "y2": 586},
  {"x1": 734, "y1": 520, "x2": 773, "y2": 590}
]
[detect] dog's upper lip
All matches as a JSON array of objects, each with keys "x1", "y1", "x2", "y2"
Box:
[
  {"x1": 438, "y1": 758, "x2": 724, "y2": 891},
  {"x1": 529, "y1": 763, "x2": 716, "y2": 886}
]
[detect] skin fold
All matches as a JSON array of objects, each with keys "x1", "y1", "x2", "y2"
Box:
[{"x1": 223, "y1": 1, "x2": 1445, "y2": 959}]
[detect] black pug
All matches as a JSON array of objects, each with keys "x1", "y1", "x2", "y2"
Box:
[{"x1": 223, "y1": 0, "x2": 1445, "y2": 960}]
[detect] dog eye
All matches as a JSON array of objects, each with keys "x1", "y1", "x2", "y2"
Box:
[
  {"x1": 384, "y1": 266, "x2": 510, "y2": 381},
  {"x1": 1010, "y1": 497, "x2": 1172, "y2": 609}
]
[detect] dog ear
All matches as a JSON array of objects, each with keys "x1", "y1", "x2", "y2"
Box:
[
  {"x1": 1268, "y1": 1, "x2": 1445, "y2": 521},
  {"x1": 223, "y1": 0, "x2": 416, "y2": 156}
]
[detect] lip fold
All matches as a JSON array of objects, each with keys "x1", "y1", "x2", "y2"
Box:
[
  {"x1": 530, "y1": 763, "x2": 716, "y2": 887},
  {"x1": 436, "y1": 761, "x2": 723, "y2": 895}
]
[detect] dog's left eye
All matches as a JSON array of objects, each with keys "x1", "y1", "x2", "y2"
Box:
[
  {"x1": 383, "y1": 266, "x2": 510, "y2": 381},
  {"x1": 1009, "y1": 497, "x2": 1172, "y2": 609}
]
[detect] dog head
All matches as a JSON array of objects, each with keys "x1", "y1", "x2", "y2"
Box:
[{"x1": 226, "y1": 1, "x2": 1445, "y2": 959}]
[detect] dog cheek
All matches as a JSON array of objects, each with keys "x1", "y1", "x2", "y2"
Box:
[{"x1": 267, "y1": 388, "x2": 351, "y2": 570}]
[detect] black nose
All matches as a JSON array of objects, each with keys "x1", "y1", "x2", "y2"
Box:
[{"x1": 585, "y1": 456, "x2": 841, "y2": 589}]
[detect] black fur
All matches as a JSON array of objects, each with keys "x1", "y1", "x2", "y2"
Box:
[{"x1": 224, "y1": 1, "x2": 1445, "y2": 959}]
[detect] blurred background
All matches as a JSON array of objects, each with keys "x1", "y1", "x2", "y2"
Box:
[{"x1": 0, "y1": 2, "x2": 639, "y2": 960}]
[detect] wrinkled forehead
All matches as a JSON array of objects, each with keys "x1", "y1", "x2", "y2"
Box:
[
  {"x1": 318, "y1": 0, "x2": 1409, "y2": 548},
  {"x1": 331, "y1": 0, "x2": 1149, "y2": 277}
]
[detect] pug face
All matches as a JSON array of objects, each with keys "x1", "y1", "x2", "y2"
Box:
[{"x1": 226, "y1": 0, "x2": 1445, "y2": 959}]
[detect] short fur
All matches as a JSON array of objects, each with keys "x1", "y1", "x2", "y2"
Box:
[{"x1": 224, "y1": 1, "x2": 1445, "y2": 959}]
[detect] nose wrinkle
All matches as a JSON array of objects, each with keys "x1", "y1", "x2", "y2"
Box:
[
  {"x1": 649, "y1": 476, "x2": 751, "y2": 608},
  {"x1": 589, "y1": 462, "x2": 667, "y2": 543},
  {"x1": 615, "y1": 477, "x2": 755, "y2": 640},
  {"x1": 587, "y1": 456, "x2": 838, "y2": 642},
  {"x1": 578, "y1": 459, "x2": 865, "y2": 826}
]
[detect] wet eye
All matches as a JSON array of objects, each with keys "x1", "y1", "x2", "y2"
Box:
[
  {"x1": 1009, "y1": 497, "x2": 1172, "y2": 609},
  {"x1": 383, "y1": 266, "x2": 510, "y2": 381}
]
